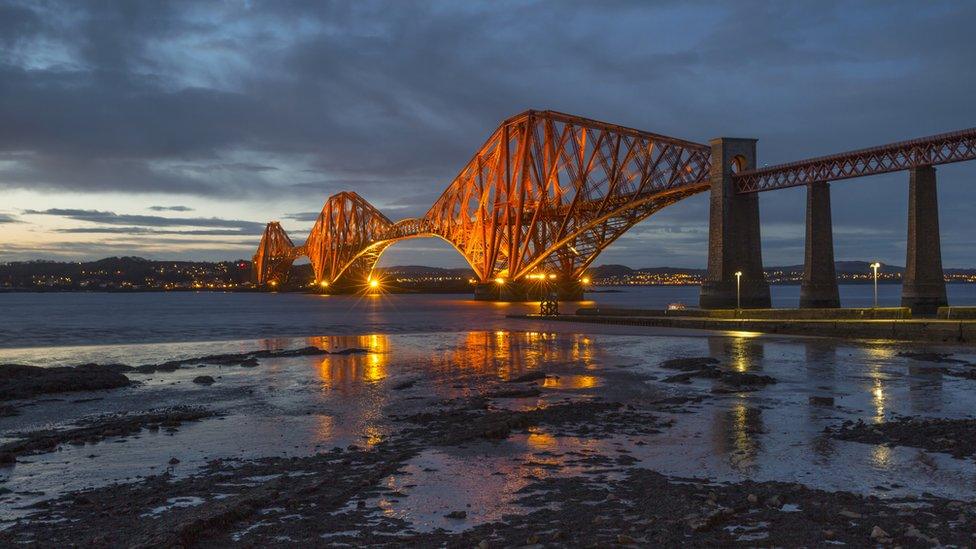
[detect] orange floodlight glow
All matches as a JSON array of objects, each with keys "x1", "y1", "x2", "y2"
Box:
[{"x1": 494, "y1": 277, "x2": 505, "y2": 285}]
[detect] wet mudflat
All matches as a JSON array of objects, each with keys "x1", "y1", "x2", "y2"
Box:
[{"x1": 1, "y1": 330, "x2": 975, "y2": 546}]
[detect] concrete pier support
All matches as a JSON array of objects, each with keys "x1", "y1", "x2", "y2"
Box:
[
  {"x1": 799, "y1": 183, "x2": 840, "y2": 308},
  {"x1": 700, "y1": 138, "x2": 771, "y2": 309},
  {"x1": 473, "y1": 282, "x2": 499, "y2": 301},
  {"x1": 901, "y1": 166, "x2": 947, "y2": 315},
  {"x1": 473, "y1": 279, "x2": 584, "y2": 302}
]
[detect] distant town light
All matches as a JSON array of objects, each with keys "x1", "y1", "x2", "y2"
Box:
[
  {"x1": 494, "y1": 277, "x2": 505, "y2": 285},
  {"x1": 369, "y1": 278, "x2": 379, "y2": 289},
  {"x1": 319, "y1": 280, "x2": 329, "y2": 288},
  {"x1": 547, "y1": 273, "x2": 557, "y2": 280},
  {"x1": 269, "y1": 280, "x2": 278, "y2": 287},
  {"x1": 581, "y1": 276, "x2": 591, "y2": 285}
]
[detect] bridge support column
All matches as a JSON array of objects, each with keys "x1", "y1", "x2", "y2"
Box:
[
  {"x1": 473, "y1": 282, "x2": 500, "y2": 301},
  {"x1": 700, "y1": 138, "x2": 771, "y2": 309},
  {"x1": 554, "y1": 279, "x2": 584, "y2": 301},
  {"x1": 800, "y1": 183, "x2": 840, "y2": 308},
  {"x1": 901, "y1": 166, "x2": 947, "y2": 315}
]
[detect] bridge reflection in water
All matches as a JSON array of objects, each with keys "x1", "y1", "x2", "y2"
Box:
[{"x1": 246, "y1": 329, "x2": 974, "y2": 502}]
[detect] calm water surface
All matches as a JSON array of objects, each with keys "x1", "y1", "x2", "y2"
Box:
[
  {"x1": 3, "y1": 284, "x2": 975, "y2": 350},
  {"x1": 2, "y1": 285, "x2": 976, "y2": 527}
]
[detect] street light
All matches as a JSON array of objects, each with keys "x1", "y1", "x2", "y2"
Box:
[
  {"x1": 734, "y1": 271, "x2": 742, "y2": 310},
  {"x1": 870, "y1": 262, "x2": 881, "y2": 308}
]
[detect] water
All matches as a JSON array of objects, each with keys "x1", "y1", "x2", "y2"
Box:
[
  {"x1": 2, "y1": 285, "x2": 976, "y2": 531},
  {"x1": 2, "y1": 284, "x2": 975, "y2": 350},
  {"x1": 1, "y1": 331, "x2": 975, "y2": 526}
]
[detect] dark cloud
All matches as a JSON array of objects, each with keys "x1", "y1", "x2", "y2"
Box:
[
  {"x1": 23, "y1": 208, "x2": 264, "y2": 233},
  {"x1": 56, "y1": 227, "x2": 253, "y2": 236},
  {"x1": 284, "y1": 211, "x2": 320, "y2": 223},
  {"x1": 0, "y1": 213, "x2": 19, "y2": 223},
  {"x1": 1, "y1": 0, "x2": 975, "y2": 265},
  {"x1": 148, "y1": 205, "x2": 194, "y2": 212}
]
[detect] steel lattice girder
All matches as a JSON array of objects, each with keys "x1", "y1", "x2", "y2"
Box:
[
  {"x1": 252, "y1": 221, "x2": 299, "y2": 284},
  {"x1": 254, "y1": 110, "x2": 712, "y2": 286},
  {"x1": 734, "y1": 127, "x2": 976, "y2": 193},
  {"x1": 421, "y1": 110, "x2": 711, "y2": 280}
]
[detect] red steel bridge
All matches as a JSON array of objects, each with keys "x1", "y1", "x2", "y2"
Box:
[{"x1": 253, "y1": 110, "x2": 975, "y2": 311}]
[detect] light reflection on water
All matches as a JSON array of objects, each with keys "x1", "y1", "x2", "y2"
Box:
[{"x1": 2, "y1": 328, "x2": 976, "y2": 521}]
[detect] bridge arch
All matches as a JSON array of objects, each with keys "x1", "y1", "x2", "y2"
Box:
[{"x1": 253, "y1": 110, "x2": 713, "y2": 288}]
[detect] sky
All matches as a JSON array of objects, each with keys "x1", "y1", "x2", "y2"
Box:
[{"x1": 1, "y1": 0, "x2": 975, "y2": 269}]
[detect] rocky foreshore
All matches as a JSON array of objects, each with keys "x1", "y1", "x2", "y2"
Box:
[{"x1": 1, "y1": 340, "x2": 975, "y2": 546}]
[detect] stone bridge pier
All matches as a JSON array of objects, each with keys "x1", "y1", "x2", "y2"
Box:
[
  {"x1": 700, "y1": 137, "x2": 771, "y2": 309},
  {"x1": 800, "y1": 182, "x2": 840, "y2": 308},
  {"x1": 902, "y1": 165, "x2": 947, "y2": 315},
  {"x1": 474, "y1": 277, "x2": 584, "y2": 302}
]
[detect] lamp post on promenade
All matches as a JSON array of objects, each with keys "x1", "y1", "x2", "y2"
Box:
[
  {"x1": 870, "y1": 262, "x2": 881, "y2": 308},
  {"x1": 734, "y1": 271, "x2": 743, "y2": 310}
]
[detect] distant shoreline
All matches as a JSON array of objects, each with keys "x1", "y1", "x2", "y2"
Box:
[{"x1": 2, "y1": 281, "x2": 972, "y2": 294}]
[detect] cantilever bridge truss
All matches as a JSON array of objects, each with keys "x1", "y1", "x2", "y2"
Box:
[
  {"x1": 253, "y1": 110, "x2": 976, "y2": 288},
  {"x1": 253, "y1": 110, "x2": 712, "y2": 286}
]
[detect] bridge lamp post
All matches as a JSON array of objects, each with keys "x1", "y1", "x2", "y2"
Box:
[
  {"x1": 870, "y1": 262, "x2": 881, "y2": 308},
  {"x1": 494, "y1": 277, "x2": 505, "y2": 285},
  {"x1": 734, "y1": 271, "x2": 743, "y2": 310},
  {"x1": 319, "y1": 280, "x2": 329, "y2": 289}
]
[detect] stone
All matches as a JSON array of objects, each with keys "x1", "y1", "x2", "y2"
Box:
[
  {"x1": 870, "y1": 525, "x2": 889, "y2": 540},
  {"x1": 800, "y1": 182, "x2": 840, "y2": 308},
  {"x1": 168, "y1": 457, "x2": 180, "y2": 465},
  {"x1": 747, "y1": 493, "x2": 758, "y2": 504},
  {"x1": 901, "y1": 166, "x2": 947, "y2": 315},
  {"x1": 192, "y1": 375, "x2": 215, "y2": 385},
  {"x1": 445, "y1": 510, "x2": 467, "y2": 519},
  {"x1": 699, "y1": 137, "x2": 771, "y2": 309},
  {"x1": 809, "y1": 396, "x2": 834, "y2": 406}
]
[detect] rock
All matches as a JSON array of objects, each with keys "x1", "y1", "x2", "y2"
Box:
[
  {"x1": 331, "y1": 348, "x2": 368, "y2": 355},
  {"x1": 617, "y1": 534, "x2": 636, "y2": 544},
  {"x1": 486, "y1": 388, "x2": 542, "y2": 399},
  {"x1": 689, "y1": 507, "x2": 732, "y2": 531},
  {"x1": 870, "y1": 525, "x2": 889, "y2": 540},
  {"x1": 840, "y1": 509, "x2": 863, "y2": 519},
  {"x1": 192, "y1": 376, "x2": 215, "y2": 385},
  {"x1": 477, "y1": 540, "x2": 489, "y2": 549},
  {"x1": 392, "y1": 380, "x2": 416, "y2": 390},
  {"x1": 809, "y1": 396, "x2": 834, "y2": 406},
  {"x1": 445, "y1": 510, "x2": 467, "y2": 519},
  {"x1": 767, "y1": 495, "x2": 781, "y2": 507},
  {"x1": 508, "y1": 371, "x2": 548, "y2": 383},
  {"x1": 0, "y1": 363, "x2": 130, "y2": 401},
  {"x1": 747, "y1": 493, "x2": 758, "y2": 504},
  {"x1": 660, "y1": 357, "x2": 719, "y2": 371},
  {"x1": 168, "y1": 457, "x2": 180, "y2": 465},
  {"x1": 525, "y1": 534, "x2": 539, "y2": 544},
  {"x1": 823, "y1": 529, "x2": 835, "y2": 540}
]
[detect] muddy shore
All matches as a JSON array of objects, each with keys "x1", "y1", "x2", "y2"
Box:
[{"x1": 1, "y1": 334, "x2": 976, "y2": 545}]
